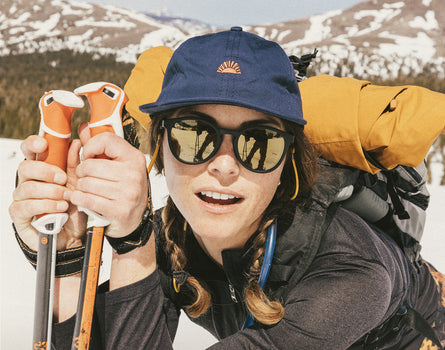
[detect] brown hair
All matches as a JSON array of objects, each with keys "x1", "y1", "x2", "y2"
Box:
[{"x1": 148, "y1": 109, "x2": 317, "y2": 324}]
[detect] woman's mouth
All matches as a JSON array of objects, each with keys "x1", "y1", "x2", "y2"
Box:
[{"x1": 197, "y1": 191, "x2": 242, "y2": 205}]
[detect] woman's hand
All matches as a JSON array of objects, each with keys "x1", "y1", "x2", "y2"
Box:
[
  {"x1": 67, "y1": 124, "x2": 149, "y2": 238},
  {"x1": 9, "y1": 134, "x2": 87, "y2": 251}
]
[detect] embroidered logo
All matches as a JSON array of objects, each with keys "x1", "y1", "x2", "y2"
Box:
[{"x1": 217, "y1": 61, "x2": 241, "y2": 74}]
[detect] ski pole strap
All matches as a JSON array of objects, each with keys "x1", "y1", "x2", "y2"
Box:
[
  {"x1": 105, "y1": 205, "x2": 153, "y2": 255},
  {"x1": 14, "y1": 224, "x2": 85, "y2": 277}
]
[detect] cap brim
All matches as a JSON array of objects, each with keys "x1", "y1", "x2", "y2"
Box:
[{"x1": 139, "y1": 98, "x2": 307, "y2": 126}]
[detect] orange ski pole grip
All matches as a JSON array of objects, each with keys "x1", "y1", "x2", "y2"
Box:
[
  {"x1": 74, "y1": 82, "x2": 128, "y2": 138},
  {"x1": 34, "y1": 91, "x2": 83, "y2": 225},
  {"x1": 37, "y1": 90, "x2": 84, "y2": 169}
]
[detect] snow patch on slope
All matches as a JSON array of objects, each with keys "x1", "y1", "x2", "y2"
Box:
[
  {"x1": 409, "y1": 10, "x2": 439, "y2": 30},
  {"x1": 378, "y1": 31, "x2": 436, "y2": 61}
]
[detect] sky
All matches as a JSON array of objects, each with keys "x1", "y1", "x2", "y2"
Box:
[{"x1": 83, "y1": 0, "x2": 365, "y2": 26}]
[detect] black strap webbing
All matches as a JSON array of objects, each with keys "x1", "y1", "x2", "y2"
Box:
[
  {"x1": 406, "y1": 307, "x2": 444, "y2": 349},
  {"x1": 386, "y1": 174, "x2": 410, "y2": 220}
]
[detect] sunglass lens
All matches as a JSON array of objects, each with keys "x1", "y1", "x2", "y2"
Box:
[
  {"x1": 237, "y1": 128, "x2": 286, "y2": 172},
  {"x1": 169, "y1": 119, "x2": 217, "y2": 163}
]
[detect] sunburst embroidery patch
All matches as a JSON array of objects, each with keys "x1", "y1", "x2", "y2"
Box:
[{"x1": 217, "y1": 61, "x2": 241, "y2": 74}]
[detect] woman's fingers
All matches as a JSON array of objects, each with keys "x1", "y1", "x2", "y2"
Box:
[
  {"x1": 18, "y1": 135, "x2": 68, "y2": 186},
  {"x1": 18, "y1": 158, "x2": 67, "y2": 185},
  {"x1": 70, "y1": 171, "x2": 147, "y2": 225},
  {"x1": 12, "y1": 135, "x2": 87, "y2": 251},
  {"x1": 81, "y1": 132, "x2": 140, "y2": 161},
  {"x1": 75, "y1": 173, "x2": 120, "y2": 199},
  {"x1": 66, "y1": 139, "x2": 82, "y2": 189},
  {"x1": 9, "y1": 198, "x2": 69, "y2": 224},
  {"x1": 78, "y1": 121, "x2": 91, "y2": 146},
  {"x1": 20, "y1": 135, "x2": 47, "y2": 160},
  {"x1": 76, "y1": 158, "x2": 122, "y2": 182},
  {"x1": 13, "y1": 179, "x2": 68, "y2": 200},
  {"x1": 11, "y1": 178, "x2": 69, "y2": 222},
  {"x1": 70, "y1": 133, "x2": 148, "y2": 237}
]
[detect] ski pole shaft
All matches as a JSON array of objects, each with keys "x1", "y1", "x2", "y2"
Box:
[
  {"x1": 71, "y1": 82, "x2": 127, "y2": 350},
  {"x1": 33, "y1": 234, "x2": 56, "y2": 350},
  {"x1": 32, "y1": 91, "x2": 84, "y2": 350},
  {"x1": 71, "y1": 226, "x2": 105, "y2": 350}
]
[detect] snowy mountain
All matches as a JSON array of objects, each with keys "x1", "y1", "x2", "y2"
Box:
[
  {"x1": 145, "y1": 10, "x2": 214, "y2": 36},
  {"x1": 0, "y1": 0, "x2": 214, "y2": 62},
  {"x1": 0, "y1": 0, "x2": 444, "y2": 79},
  {"x1": 244, "y1": 0, "x2": 445, "y2": 78}
]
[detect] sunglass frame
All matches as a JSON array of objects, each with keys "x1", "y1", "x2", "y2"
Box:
[{"x1": 161, "y1": 116, "x2": 294, "y2": 173}]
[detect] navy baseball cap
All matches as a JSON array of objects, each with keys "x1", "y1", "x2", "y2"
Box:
[{"x1": 140, "y1": 26, "x2": 306, "y2": 126}]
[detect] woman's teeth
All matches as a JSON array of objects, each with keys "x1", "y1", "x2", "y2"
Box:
[
  {"x1": 201, "y1": 191, "x2": 236, "y2": 200},
  {"x1": 199, "y1": 191, "x2": 240, "y2": 205}
]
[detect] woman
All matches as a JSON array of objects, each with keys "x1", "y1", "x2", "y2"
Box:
[{"x1": 10, "y1": 28, "x2": 445, "y2": 349}]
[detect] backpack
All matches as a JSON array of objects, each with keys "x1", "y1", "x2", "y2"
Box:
[
  {"x1": 297, "y1": 74, "x2": 445, "y2": 349},
  {"x1": 332, "y1": 160, "x2": 428, "y2": 267},
  {"x1": 297, "y1": 74, "x2": 445, "y2": 267}
]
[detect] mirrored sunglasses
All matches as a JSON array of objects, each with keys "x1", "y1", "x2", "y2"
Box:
[{"x1": 161, "y1": 116, "x2": 294, "y2": 173}]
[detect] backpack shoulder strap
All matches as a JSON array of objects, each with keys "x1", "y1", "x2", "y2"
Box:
[
  {"x1": 362, "y1": 306, "x2": 444, "y2": 350},
  {"x1": 404, "y1": 307, "x2": 444, "y2": 349}
]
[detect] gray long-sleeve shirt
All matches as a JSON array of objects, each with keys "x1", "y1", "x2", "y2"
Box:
[{"x1": 52, "y1": 208, "x2": 444, "y2": 349}]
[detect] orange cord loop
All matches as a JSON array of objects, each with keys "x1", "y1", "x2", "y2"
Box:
[{"x1": 290, "y1": 147, "x2": 299, "y2": 200}]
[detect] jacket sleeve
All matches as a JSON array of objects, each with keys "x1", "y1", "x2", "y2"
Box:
[
  {"x1": 51, "y1": 270, "x2": 180, "y2": 350},
  {"x1": 208, "y1": 257, "x2": 394, "y2": 349}
]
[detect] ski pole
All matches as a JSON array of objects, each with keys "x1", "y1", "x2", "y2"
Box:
[
  {"x1": 71, "y1": 82, "x2": 128, "y2": 350},
  {"x1": 31, "y1": 91, "x2": 84, "y2": 350}
]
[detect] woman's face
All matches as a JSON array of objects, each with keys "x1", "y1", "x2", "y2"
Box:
[{"x1": 162, "y1": 104, "x2": 285, "y2": 252}]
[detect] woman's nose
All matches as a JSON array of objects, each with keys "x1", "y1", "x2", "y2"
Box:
[{"x1": 207, "y1": 135, "x2": 240, "y2": 183}]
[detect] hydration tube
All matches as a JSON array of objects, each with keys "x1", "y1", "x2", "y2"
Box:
[{"x1": 242, "y1": 220, "x2": 277, "y2": 330}]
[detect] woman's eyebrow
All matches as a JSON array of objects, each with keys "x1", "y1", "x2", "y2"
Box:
[
  {"x1": 175, "y1": 106, "x2": 199, "y2": 114},
  {"x1": 175, "y1": 108, "x2": 282, "y2": 128},
  {"x1": 240, "y1": 117, "x2": 282, "y2": 129},
  {"x1": 175, "y1": 109, "x2": 215, "y2": 121}
]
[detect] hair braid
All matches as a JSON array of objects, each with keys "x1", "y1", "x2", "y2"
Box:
[
  {"x1": 244, "y1": 220, "x2": 284, "y2": 325},
  {"x1": 162, "y1": 197, "x2": 211, "y2": 318},
  {"x1": 162, "y1": 198, "x2": 186, "y2": 270}
]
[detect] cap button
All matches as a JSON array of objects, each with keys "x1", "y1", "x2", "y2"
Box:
[{"x1": 230, "y1": 26, "x2": 243, "y2": 31}]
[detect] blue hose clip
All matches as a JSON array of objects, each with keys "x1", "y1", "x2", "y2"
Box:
[{"x1": 242, "y1": 220, "x2": 277, "y2": 330}]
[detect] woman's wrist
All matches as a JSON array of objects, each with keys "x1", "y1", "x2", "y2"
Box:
[
  {"x1": 14, "y1": 224, "x2": 85, "y2": 277},
  {"x1": 105, "y1": 206, "x2": 153, "y2": 254},
  {"x1": 110, "y1": 234, "x2": 157, "y2": 291},
  {"x1": 53, "y1": 274, "x2": 81, "y2": 323}
]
